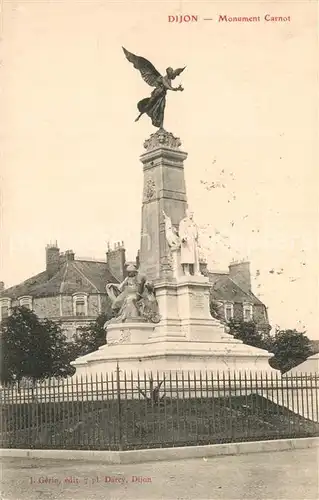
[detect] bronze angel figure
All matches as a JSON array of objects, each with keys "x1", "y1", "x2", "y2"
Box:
[{"x1": 122, "y1": 47, "x2": 186, "y2": 129}]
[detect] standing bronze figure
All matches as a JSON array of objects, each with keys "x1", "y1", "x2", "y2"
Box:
[{"x1": 122, "y1": 47, "x2": 186, "y2": 129}]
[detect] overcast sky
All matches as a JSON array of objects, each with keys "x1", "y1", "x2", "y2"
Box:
[{"x1": 1, "y1": 1, "x2": 318, "y2": 338}]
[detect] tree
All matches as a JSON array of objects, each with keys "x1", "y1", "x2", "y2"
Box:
[
  {"x1": 0, "y1": 306, "x2": 75, "y2": 385},
  {"x1": 72, "y1": 311, "x2": 114, "y2": 358},
  {"x1": 227, "y1": 318, "x2": 273, "y2": 351},
  {"x1": 226, "y1": 320, "x2": 313, "y2": 374},
  {"x1": 269, "y1": 329, "x2": 313, "y2": 374}
]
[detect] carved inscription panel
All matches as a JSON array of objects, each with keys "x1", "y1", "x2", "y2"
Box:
[{"x1": 191, "y1": 291, "x2": 205, "y2": 310}]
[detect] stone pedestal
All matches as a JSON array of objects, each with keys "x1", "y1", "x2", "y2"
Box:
[
  {"x1": 107, "y1": 322, "x2": 155, "y2": 345},
  {"x1": 72, "y1": 276, "x2": 276, "y2": 378},
  {"x1": 139, "y1": 129, "x2": 188, "y2": 282},
  {"x1": 151, "y1": 276, "x2": 227, "y2": 342}
]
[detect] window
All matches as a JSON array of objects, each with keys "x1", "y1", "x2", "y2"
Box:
[
  {"x1": 224, "y1": 303, "x2": 234, "y2": 321},
  {"x1": 1, "y1": 305, "x2": 9, "y2": 319},
  {"x1": 19, "y1": 296, "x2": 33, "y2": 310},
  {"x1": 243, "y1": 303, "x2": 253, "y2": 322},
  {"x1": 0, "y1": 298, "x2": 11, "y2": 321},
  {"x1": 73, "y1": 294, "x2": 88, "y2": 317},
  {"x1": 75, "y1": 299, "x2": 85, "y2": 316}
]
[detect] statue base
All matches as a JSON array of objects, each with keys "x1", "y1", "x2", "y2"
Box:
[
  {"x1": 72, "y1": 276, "x2": 277, "y2": 377},
  {"x1": 106, "y1": 322, "x2": 155, "y2": 345}
]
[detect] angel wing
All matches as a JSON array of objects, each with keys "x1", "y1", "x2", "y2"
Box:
[
  {"x1": 171, "y1": 67, "x2": 186, "y2": 80},
  {"x1": 162, "y1": 211, "x2": 180, "y2": 248},
  {"x1": 122, "y1": 47, "x2": 162, "y2": 87}
]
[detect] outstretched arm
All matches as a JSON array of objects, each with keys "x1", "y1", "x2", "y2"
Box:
[
  {"x1": 118, "y1": 276, "x2": 129, "y2": 292},
  {"x1": 162, "y1": 77, "x2": 183, "y2": 91}
]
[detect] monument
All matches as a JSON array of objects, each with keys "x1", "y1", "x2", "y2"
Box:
[{"x1": 72, "y1": 49, "x2": 276, "y2": 377}]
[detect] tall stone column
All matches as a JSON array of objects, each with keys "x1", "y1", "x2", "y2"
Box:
[{"x1": 139, "y1": 129, "x2": 188, "y2": 281}]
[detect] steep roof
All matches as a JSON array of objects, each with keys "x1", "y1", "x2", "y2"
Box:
[
  {"x1": 1, "y1": 260, "x2": 264, "y2": 307},
  {"x1": 0, "y1": 271, "x2": 48, "y2": 299},
  {"x1": 208, "y1": 272, "x2": 264, "y2": 305},
  {"x1": 0, "y1": 260, "x2": 118, "y2": 299}
]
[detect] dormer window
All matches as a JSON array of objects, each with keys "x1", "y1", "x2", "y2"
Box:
[
  {"x1": 243, "y1": 302, "x2": 253, "y2": 322},
  {"x1": 73, "y1": 293, "x2": 88, "y2": 316},
  {"x1": 224, "y1": 302, "x2": 234, "y2": 321},
  {"x1": 19, "y1": 296, "x2": 33, "y2": 310},
  {"x1": 0, "y1": 298, "x2": 11, "y2": 321}
]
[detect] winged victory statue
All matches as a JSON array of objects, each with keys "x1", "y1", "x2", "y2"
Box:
[{"x1": 122, "y1": 47, "x2": 186, "y2": 129}]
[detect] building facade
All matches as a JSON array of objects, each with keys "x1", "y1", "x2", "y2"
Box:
[
  {"x1": 0, "y1": 242, "x2": 126, "y2": 340},
  {"x1": 203, "y1": 260, "x2": 269, "y2": 330}
]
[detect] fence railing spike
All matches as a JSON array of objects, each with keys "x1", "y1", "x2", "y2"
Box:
[{"x1": 1, "y1": 369, "x2": 318, "y2": 449}]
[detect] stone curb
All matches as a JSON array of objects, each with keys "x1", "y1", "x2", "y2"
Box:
[{"x1": 1, "y1": 437, "x2": 318, "y2": 464}]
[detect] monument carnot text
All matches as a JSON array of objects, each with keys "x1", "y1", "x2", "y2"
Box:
[{"x1": 71, "y1": 48, "x2": 277, "y2": 377}]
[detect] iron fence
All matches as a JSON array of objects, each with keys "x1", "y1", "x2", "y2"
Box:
[{"x1": 0, "y1": 369, "x2": 318, "y2": 450}]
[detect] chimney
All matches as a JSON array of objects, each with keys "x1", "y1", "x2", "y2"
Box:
[
  {"x1": 106, "y1": 241, "x2": 126, "y2": 281},
  {"x1": 228, "y1": 260, "x2": 251, "y2": 293},
  {"x1": 136, "y1": 250, "x2": 140, "y2": 269},
  {"x1": 199, "y1": 261, "x2": 208, "y2": 276},
  {"x1": 199, "y1": 255, "x2": 208, "y2": 276},
  {"x1": 46, "y1": 242, "x2": 60, "y2": 278},
  {"x1": 0, "y1": 281, "x2": 4, "y2": 292},
  {"x1": 65, "y1": 250, "x2": 75, "y2": 261},
  {"x1": 60, "y1": 249, "x2": 75, "y2": 263}
]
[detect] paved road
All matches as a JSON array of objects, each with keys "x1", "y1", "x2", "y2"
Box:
[{"x1": 1, "y1": 448, "x2": 318, "y2": 500}]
